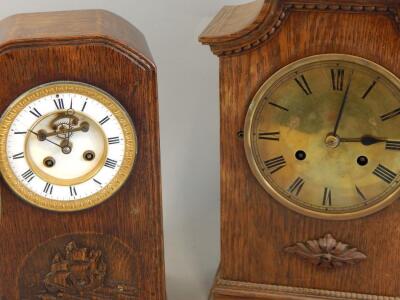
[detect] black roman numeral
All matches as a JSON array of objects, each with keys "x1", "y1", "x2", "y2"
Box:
[
  {"x1": 355, "y1": 185, "x2": 367, "y2": 201},
  {"x1": 264, "y1": 156, "x2": 286, "y2": 174},
  {"x1": 362, "y1": 80, "x2": 377, "y2": 99},
  {"x1": 258, "y1": 132, "x2": 280, "y2": 141},
  {"x1": 108, "y1": 137, "x2": 120, "y2": 144},
  {"x1": 93, "y1": 179, "x2": 102, "y2": 185},
  {"x1": 29, "y1": 108, "x2": 42, "y2": 118},
  {"x1": 386, "y1": 140, "x2": 400, "y2": 151},
  {"x1": 69, "y1": 186, "x2": 78, "y2": 197},
  {"x1": 105, "y1": 158, "x2": 118, "y2": 169},
  {"x1": 81, "y1": 101, "x2": 87, "y2": 112},
  {"x1": 43, "y1": 183, "x2": 53, "y2": 194},
  {"x1": 14, "y1": 131, "x2": 27, "y2": 135},
  {"x1": 380, "y1": 107, "x2": 400, "y2": 122},
  {"x1": 268, "y1": 102, "x2": 289, "y2": 112},
  {"x1": 12, "y1": 152, "x2": 24, "y2": 159},
  {"x1": 288, "y1": 177, "x2": 305, "y2": 196},
  {"x1": 21, "y1": 169, "x2": 35, "y2": 182},
  {"x1": 99, "y1": 116, "x2": 111, "y2": 125},
  {"x1": 373, "y1": 164, "x2": 397, "y2": 184},
  {"x1": 54, "y1": 98, "x2": 65, "y2": 110},
  {"x1": 323, "y1": 187, "x2": 332, "y2": 206},
  {"x1": 331, "y1": 68, "x2": 345, "y2": 91},
  {"x1": 294, "y1": 75, "x2": 312, "y2": 95}
]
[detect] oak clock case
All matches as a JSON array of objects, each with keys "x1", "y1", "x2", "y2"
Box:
[
  {"x1": 0, "y1": 81, "x2": 137, "y2": 212},
  {"x1": 200, "y1": 0, "x2": 400, "y2": 299},
  {"x1": 0, "y1": 10, "x2": 166, "y2": 300}
]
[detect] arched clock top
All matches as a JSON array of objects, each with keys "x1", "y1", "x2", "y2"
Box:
[
  {"x1": 0, "y1": 10, "x2": 155, "y2": 71},
  {"x1": 199, "y1": 0, "x2": 400, "y2": 57}
]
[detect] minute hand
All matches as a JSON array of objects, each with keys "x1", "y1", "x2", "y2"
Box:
[{"x1": 332, "y1": 70, "x2": 354, "y2": 136}]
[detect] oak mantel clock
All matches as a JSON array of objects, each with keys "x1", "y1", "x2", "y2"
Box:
[
  {"x1": 200, "y1": 0, "x2": 400, "y2": 299},
  {"x1": 0, "y1": 10, "x2": 166, "y2": 299}
]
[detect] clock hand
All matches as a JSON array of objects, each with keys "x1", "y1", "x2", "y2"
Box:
[
  {"x1": 340, "y1": 135, "x2": 387, "y2": 146},
  {"x1": 38, "y1": 121, "x2": 90, "y2": 139},
  {"x1": 332, "y1": 70, "x2": 354, "y2": 136},
  {"x1": 30, "y1": 129, "x2": 73, "y2": 154},
  {"x1": 29, "y1": 130, "x2": 62, "y2": 148}
]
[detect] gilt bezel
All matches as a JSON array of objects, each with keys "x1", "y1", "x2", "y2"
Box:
[{"x1": 0, "y1": 81, "x2": 137, "y2": 212}]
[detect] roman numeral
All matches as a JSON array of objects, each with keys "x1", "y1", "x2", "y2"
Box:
[
  {"x1": 14, "y1": 131, "x2": 27, "y2": 135},
  {"x1": 331, "y1": 68, "x2": 345, "y2": 91},
  {"x1": 53, "y1": 98, "x2": 65, "y2": 110},
  {"x1": 29, "y1": 108, "x2": 42, "y2": 118},
  {"x1": 12, "y1": 152, "x2": 24, "y2": 159},
  {"x1": 373, "y1": 164, "x2": 397, "y2": 184},
  {"x1": 81, "y1": 101, "x2": 87, "y2": 112},
  {"x1": 258, "y1": 132, "x2": 280, "y2": 141},
  {"x1": 380, "y1": 107, "x2": 400, "y2": 121},
  {"x1": 268, "y1": 102, "x2": 289, "y2": 112},
  {"x1": 43, "y1": 183, "x2": 53, "y2": 194},
  {"x1": 323, "y1": 187, "x2": 332, "y2": 206},
  {"x1": 362, "y1": 80, "x2": 377, "y2": 99},
  {"x1": 69, "y1": 186, "x2": 78, "y2": 197},
  {"x1": 264, "y1": 156, "x2": 286, "y2": 174},
  {"x1": 386, "y1": 140, "x2": 400, "y2": 151},
  {"x1": 294, "y1": 75, "x2": 312, "y2": 95},
  {"x1": 21, "y1": 169, "x2": 35, "y2": 182},
  {"x1": 288, "y1": 177, "x2": 305, "y2": 196},
  {"x1": 105, "y1": 158, "x2": 118, "y2": 169},
  {"x1": 108, "y1": 137, "x2": 120, "y2": 144},
  {"x1": 99, "y1": 116, "x2": 110, "y2": 125},
  {"x1": 355, "y1": 185, "x2": 367, "y2": 201},
  {"x1": 93, "y1": 179, "x2": 102, "y2": 185}
]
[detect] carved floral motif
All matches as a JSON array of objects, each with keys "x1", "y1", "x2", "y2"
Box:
[{"x1": 284, "y1": 233, "x2": 367, "y2": 268}]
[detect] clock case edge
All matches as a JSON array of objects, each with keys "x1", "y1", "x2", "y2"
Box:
[
  {"x1": 199, "y1": 0, "x2": 400, "y2": 57},
  {"x1": 200, "y1": 0, "x2": 400, "y2": 299},
  {"x1": 0, "y1": 10, "x2": 166, "y2": 299},
  {"x1": 210, "y1": 269, "x2": 400, "y2": 300}
]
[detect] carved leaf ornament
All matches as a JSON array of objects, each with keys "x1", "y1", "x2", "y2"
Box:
[{"x1": 285, "y1": 234, "x2": 367, "y2": 268}]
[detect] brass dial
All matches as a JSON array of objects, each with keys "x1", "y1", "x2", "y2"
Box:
[{"x1": 244, "y1": 54, "x2": 400, "y2": 220}]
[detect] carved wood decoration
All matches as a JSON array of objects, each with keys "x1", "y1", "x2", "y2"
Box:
[
  {"x1": 200, "y1": 0, "x2": 400, "y2": 299},
  {"x1": 284, "y1": 233, "x2": 367, "y2": 268},
  {"x1": 0, "y1": 10, "x2": 166, "y2": 299},
  {"x1": 18, "y1": 234, "x2": 138, "y2": 299}
]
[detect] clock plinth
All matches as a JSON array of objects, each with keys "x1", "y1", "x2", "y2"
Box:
[
  {"x1": 200, "y1": 0, "x2": 400, "y2": 299},
  {"x1": 0, "y1": 10, "x2": 165, "y2": 299}
]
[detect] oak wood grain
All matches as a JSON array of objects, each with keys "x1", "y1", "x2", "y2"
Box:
[
  {"x1": 201, "y1": 0, "x2": 400, "y2": 299},
  {"x1": 200, "y1": 0, "x2": 400, "y2": 56},
  {"x1": 0, "y1": 10, "x2": 165, "y2": 300}
]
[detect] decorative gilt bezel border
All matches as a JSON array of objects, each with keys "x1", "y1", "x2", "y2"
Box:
[
  {"x1": 0, "y1": 81, "x2": 137, "y2": 212},
  {"x1": 200, "y1": 0, "x2": 400, "y2": 56},
  {"x1": 212, "y1": 277, "x2": 400, "y2": 299}
]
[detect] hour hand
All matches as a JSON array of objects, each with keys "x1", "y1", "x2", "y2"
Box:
[
  {"x1": 36, "y1": 121, "x2": 90, "y2": 141},
  {"x1": 29, "y1": 130, "x2": 62, "y2": 148},
  {"x1": 340, "y1": 135, "x2": 387, "y2": 146}
]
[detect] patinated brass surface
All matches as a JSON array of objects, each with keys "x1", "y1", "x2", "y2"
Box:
[{"x1": 244, "y1": 54, "x2": 400, "y2": 220}]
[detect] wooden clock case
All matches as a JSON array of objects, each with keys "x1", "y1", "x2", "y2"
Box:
[
  {"x1": 200, "y1": 0, "x2": 400, "y2": 299},
  {"x1": 0, "y1": 10, "x2": 166, "y2": 299}
]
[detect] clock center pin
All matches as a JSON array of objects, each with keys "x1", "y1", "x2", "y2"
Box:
[{"x1": 325, "y1": 134, "x2": 340, "y2": 148}]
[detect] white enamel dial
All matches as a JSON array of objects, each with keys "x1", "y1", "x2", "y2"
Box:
[{"x1": 0, "y1": 82, "x2": 137, "y2": 211}]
